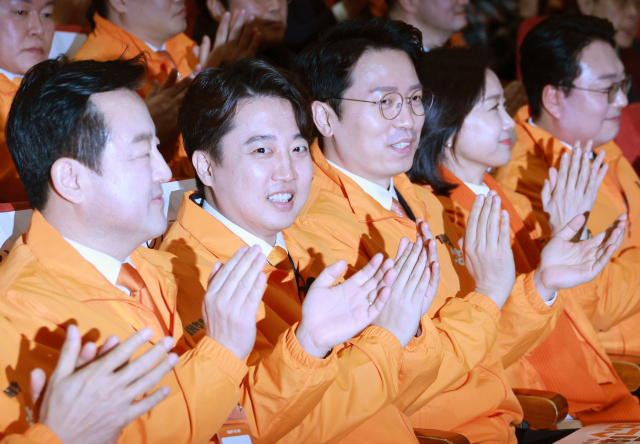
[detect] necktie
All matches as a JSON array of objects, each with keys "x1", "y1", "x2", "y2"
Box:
[
  {"x1": 155, "y1": 50, "x2": 177, "y2": 70},
  {"x1": 267, "y1": 246, "x2": 301, "y2": 297},
  {"x1": 390, "y1": 197, "x2": 409, "y2": 218},
  {"x1": 117, "y1": 263, "x2": 170, "y2": 335}
]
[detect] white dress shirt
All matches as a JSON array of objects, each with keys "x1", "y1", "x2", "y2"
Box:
[
  {"x1": 64, "y1": 237, "x2": 134, "y2": 295},
  {"x1": 0, "y1": 68, "x2": 21, "y2": 82},
  {"x1": 201, "y1": 198, "x2": 287, "y2": 257},
  {"x1": 327, "y1": 160, "x2": 398, "y2": 210},
  {"x1": 144, "y1": 42, "x2": 167, "y2": 52}
]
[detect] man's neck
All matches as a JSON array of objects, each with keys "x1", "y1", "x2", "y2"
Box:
[
  {"x1": 323, "y1": 142, "x2": 392, "y2": 189},
  {"x1": 108, "y1": 13, "x2": 168, "y2": 50},
  {"x1": 388, "y1": 8, "x2": 452, "y2": 49},
  {"x1": 532, "y1": 111, "x2": 590, "y2": 150}
]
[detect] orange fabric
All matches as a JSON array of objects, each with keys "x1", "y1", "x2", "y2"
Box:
[
  {"x1": 0, "y1": 210, "x2": 248, "y2": 443},
  {"x1": 438, "y1": 168, "x2": 640, "y2": 424},
  {"x1": 0, "y1": 74, "x2": 27, "y2": 204},
  {"x1": 161, "y1": 192, "x2": 424, "y2": 444},
  {"x1": 0, "y1": 425, "x2": 63, "y2": 444},
  {"x1": 496, "y1": 105, "x2": 640, "y2": 360},
  {"x1": 288, "y1": 142, "x2": 527, "y2": 444},
  {"x1": 73, "y1": 14, "x2": 196, "y2": 178}
]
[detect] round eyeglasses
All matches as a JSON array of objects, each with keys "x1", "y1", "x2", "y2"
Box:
[
  {"x1": 570, "y1": 75, "x2": 632, "y2": 104},
  {"x1": 325, "y1": 89, "x2": 435, "y2": 120}
]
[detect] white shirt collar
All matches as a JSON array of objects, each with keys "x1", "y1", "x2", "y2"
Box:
[
  {"x1": 327, "y1": 160, "x2": 398, "y2": 210},
  {"x1": 201, "y1": 198, "x2": 287, "y2": 257},
  {"x1": 528, "y1": 117, "x2": 574, "y2": 151},
  {"x1": 145, "y1": 42, "x2": 167, "y2": 52},
  {"x1": 0, "y1": 68, "x2": 22, "y2": 82},
  {"x1": 63, "y1": 237, "x2": 134, "y2": 295},
  {"x1": 464, "y1": 181, "x2": 491, "y2": 196}
]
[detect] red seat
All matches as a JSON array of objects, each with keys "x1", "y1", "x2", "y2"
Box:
[
  {"x1": 516, "y1": 16, "x2": 549, "y2": 80},
  {"x1": 615, "y1": 103, "x2": 640, "y2": 176},
  {"x1": 0, "y1": 202, "x2": 30, "y2": 213}
]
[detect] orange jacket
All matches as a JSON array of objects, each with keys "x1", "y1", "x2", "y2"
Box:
[
  {"x1": 0, "y1": 74, "x2": 27, "y2": 204},
  {"x1": 0, "y1": 210, "x2": 248, "y2": 444},
  {"x1": 73, "y1": 13, "x2": 195, "y2": 178},
  {"x1": 496, "y1": 106, "x2": 640, "y2": 359},
  {"x1": 288, "y1": 142, "x2": 521, "y2": 444},
  {"x1": 161, "y1": 191, "x2": 436, "y2": 444},
  {"x1": 0, "y1": 426, "x2": 61, "y2": 444},
  {"x1": 438, "y1": 169, "x2": 640, "y2": 423}
]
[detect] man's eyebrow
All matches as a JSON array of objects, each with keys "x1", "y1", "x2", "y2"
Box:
[
  {"x1": 292, "y1": 132, "x2": 304, "y2": 141},
  {"x1": 597, "y1": 73, "x2": 624, "y2": 81},
  {"x1": 370, "y1": 83, "x2": 423, "y2": 94},
  {"x1": 132, "y1": 132, "x2": 154, "y2": 143},
  {"x1": 10, "y1": 0, "x2": 33, "y2": 4},
  {"x1": 245, "y1": 134, "x2": 276, "y2": 145}
]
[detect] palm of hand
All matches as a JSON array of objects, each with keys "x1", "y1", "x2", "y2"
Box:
[{"x1": 539, "y1": 235, "x2": 599, "y2": 290}]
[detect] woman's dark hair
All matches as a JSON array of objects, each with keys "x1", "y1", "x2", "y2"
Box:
[
  {"x1": 520, "y1": 15, "x2": 615, "y2": 118},
  {"x1": 6, "y1": 55, "x2": 147, "y2": 210},
  {"x1": 408, "y1": 47, "x2": 490, "y2": 195},
  {"x1": 179, "y1": 58, "x2": 314, "y2": 195}
]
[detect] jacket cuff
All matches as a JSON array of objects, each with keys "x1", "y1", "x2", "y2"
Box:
[
  {"x1": 463, "y1": 292, "x2": 501, "y2": 322},
  {"x1": 358, "y1": 325, "x2": 404, "y2": 363},
  {"x1": 285, "y1": 323, "x2": 338, "y2": 369},
  {"x1": 23, "y1": 424, "x2": 65, "y2": 444},
  {"x1": 524, "y1": 271, "x2": 554, "y2": 314},
  {"x1": 196, "y1": 335, "x2": 248, "y2": 387}
]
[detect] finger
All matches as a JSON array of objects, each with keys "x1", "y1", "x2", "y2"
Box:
[
  {"x1": 394, "y1": 240, "x2": 415, "y2": 272},
  {"x1": 486, "y1": 195, "x2": 502, "y2": 247},
  {"x1": 85, "y1": 328, "x2": 154, "y2": 375},
  {"x1": 312, "y1": 259, "x2": 348, "y2": 289},
  {"x1": 499, "y1": 210, "x2": 511, "y2": 250},
  {"x1": 127, "y1": 385, "x2": 172, "y2": 422},
  {"x1": 213, "y1": 12, "x2": 231, "y2": 49},
  {"x1": 555, "y1": 151, "x2": 570, "y2": 194},
  {"x1": 30, "y1": 368, "x2": 46, "y2": 405},
  {"x1": 595, "y1": 162, "x2": 609, "y2": 191},
  {"x1": 548, "y1": 167, "x2": 558, "y2": 191},
  {"x1": 228, "y1": 9, "x2": 246, "y2": 41},
  {"x1": 396, "y1": 237, "x2": 423, "y2": 288},
  {"x1": 243, "y1": 270, "x2": 267, "y2": 309},
  {"x1": 406, "y1": 248, "x2": 429, "y2": 303},
  {"x1": 76, "y1": 341, "x2": 98, "y2": 368},
  {"x1": 207, "y1": 261, "x2": 224, "y2": 287},
  {"x1": 554, "y1": 214, "x2": 587, "y2": 241},
  {"x1": 477, "y1": 192, "x2": 495, "y2": 248},
  {"x1": 216, "y1": 246, "x2": 262, "y2": 303},
  {"x1": 374, "y1": 257, "x2": 394, "y2": 287},
  {"x1": 119, "y1": 336, "x2": 176, "y2": 387},
  {"x1": 417, "y1": 217, "x2": 435, "y2": 241},
  {"x1": 51, "y1": 325, "x2": 82, "y2": 381},
  {"x1": 566, "y1": 146, "x2": 582, "y2": 192},
  {"x1": 348, "y1": 253, "x2": 384, "y2": 286},
  {"x1": 223, "y1": 251, "x2": 266, "y2": 305},
  {"x1": 247, "y1": 28, "x2": 261, "y2": 56},
  {"x1": 146, "y1": 79, "x2": 160, "y2": 99},
  {"x1": 160, "y1": 69, "x2": 178, "y2": 90},
  {"x1": 466, "y1": 194, "x2": 484, "y2": 246},
  {"x1": 97, "y1": 335, "x2": 122, "y2": 358},
  {"x1": 206, "y1": 246, "x2": 249, "y2": 294},
  {"x1": 541, "y1": 178, "x2": 551, "y2": 209},
  {"x1": 575, "y1": 149, "x2": 591, "y2": 195},
  {"x1": 381, "y1": 265, "x2": 398, "y2": 288},
  {"x1": 366, "y1": 286, "x2": 391, "y2": 320},
  {"x1": 395, "y1": 237, "x2": 411, "y2": 261},
  {"x1": 199, "y1": 35, "x2": 211, "y2": 66},
  {"x1": 237, "y1": 21, "x2": 254, "y2": 51}
]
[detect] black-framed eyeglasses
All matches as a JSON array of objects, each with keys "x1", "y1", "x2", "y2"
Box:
[
  {"x1": 324, "y1": 89, "x2": 434, "y2": 120},
  {"x1": 570, "y1": 75, "x2": 632, "y2": 104}
]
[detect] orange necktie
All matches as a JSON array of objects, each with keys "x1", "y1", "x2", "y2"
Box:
[
  {"x1": 267, "y1": 246, "x2": 301, "y2": 296},
  {"x1": 117, "y1": 263, "x2": 170, "y2": 335},
  {"x1": 390, "y1": 197, "x2": 409, "y2": 218}
]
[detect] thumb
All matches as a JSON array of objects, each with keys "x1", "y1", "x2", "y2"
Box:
[
  {"x1": 30, "y1": 368, "x2": 47, "y2": 405},
  {"x1": 312, "y1": 260, "x2": 347, "y2": 289},
  {"x1": 554, "y1": 214, "x2": 587, "y2": 241}
]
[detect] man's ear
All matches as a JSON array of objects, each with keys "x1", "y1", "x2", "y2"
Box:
[
  {"x1": 108, "y1": 0, "x2": 127, "y2": 15},
  {"x1": 541, "y1": 85, "x2": 563, "y2": 120},
  {"x1": 312, "y1": 101, "x2": 336, "y2": 138},
  {"x1": 395, "y1": 0, "x2": 420, "y2": 15},
  {"x1": 575, "y1": 0, "x2": 595, "y2": 15},
  {"x1": 206, "y1": 0, "x2": 226, "y2": 22},
  {"x1": 49, "y1": 158, "x2": 88, "y2": 205},
  {"x1": 193, "y1": 151, "x2": 215, "y2": 188}
]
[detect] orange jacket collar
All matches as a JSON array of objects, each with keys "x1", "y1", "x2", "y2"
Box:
[
  {"x1": 23, "y1": 210, "x2": 175, "y2": 305},
  {"x1": 90, "y1": 13, "x2": 196, "y2": 76},
  {"x1": 310, "y1": 140, "x2": 423, "y2": 226},
  {"x1": 514, "y1": 105, "x2": 623, "y2": 169}
]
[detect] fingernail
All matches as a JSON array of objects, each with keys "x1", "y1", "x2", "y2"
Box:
[
  {"x1": 163, "y1": 336, "x2": 175, "y2": 349},
  {"x1": 168, "y1": 353, "x2": 178, "y2": 365},
  {"x1": 162, "y1": 386, "x2": 171, "y2": 396},
  {"x1": 67, "y1": 324, "x2": 79, "y2": 338},
  {"x1": 141, "y1": 328, "x2": 153, "y2": 340}
]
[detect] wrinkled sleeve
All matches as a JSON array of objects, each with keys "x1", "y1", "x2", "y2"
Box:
[{"x1": 0, "y1": 426, "x2": 63, "y2": 444}]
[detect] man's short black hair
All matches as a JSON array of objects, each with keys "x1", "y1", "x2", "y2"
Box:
[
  {"x1": 6, "y1": 55, "x2": 147, "y2": 210},
  {"x1": 179, "y1": 58, "x2": 314, "y2": 195},
  {"x1": 520, "y1": 15, "x2": 616, "y2": 118},
  {"x1": 293, "y1": 17, "x2": 423, "y2": 126}
]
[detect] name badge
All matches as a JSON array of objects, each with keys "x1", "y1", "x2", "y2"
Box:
[{"x1": 216, "y1": 405, "x2": 253, "y2": 444}]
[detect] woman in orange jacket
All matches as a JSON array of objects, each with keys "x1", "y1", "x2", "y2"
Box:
[{"x1": 409, "y1": 46, "x2": 636, "y2": 426}]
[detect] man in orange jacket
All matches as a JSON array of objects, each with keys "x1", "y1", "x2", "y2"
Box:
[
  {"x1": 288, "y1": 17, "x2": 612, "y2": 443},
  {"x1": 0, "y1": 0, "x2": 55, "y2": 203},
  {"x1": 496, "y1": 15, "x2": 640, "y2": 362},
  {"x1": 0, "y1": 56, "x2": 355, "y2": 444},
  {"x1": 1, "y1": 325, "x2": 176, "y2": 444},
  {"x1": 162, "y1": 57, "x2": 501, "y2": 443},
  {"x1": 73, "y1": 0, "x2": 260, "y2": 177}
]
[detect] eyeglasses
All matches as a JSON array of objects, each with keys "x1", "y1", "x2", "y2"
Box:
[
  {"x1": 570, "y1": 75, "x2": 632, "y2": 104},
  {"x1": 325, "y1": 89, "x2": 434, "y2": 120}
]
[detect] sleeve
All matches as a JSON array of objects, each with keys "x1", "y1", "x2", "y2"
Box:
[{"x1": 0, "y1": 426, "x2": 64, "y2": 444}]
